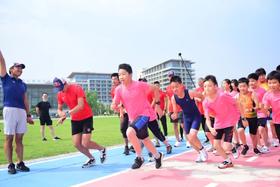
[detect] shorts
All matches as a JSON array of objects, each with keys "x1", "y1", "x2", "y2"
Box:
[
  {"x1": 40, "y1": 117, "x2": 52, "y2": 126},
  {"x1": 3, "y1": 107, "x2": 27, "y2": 135},
  {"x1": 129, "y1": 116, "x2": 149, "y2": 140},
  {"x1": 215, "y1": 126, "x2": 234, "y2": 143},
  {"x1": 205, "y1": 117, "x2": 215, "y2": 132},
  {"x1": 257, "y1": 118, "x2": 267, "y2": 128},
  {"x1": 183, "y1": 114, "x2": 201, "y2": 134},
  {"x1": 169, "y1": 111, "x2": 184, "y2": 123},
  {"x1": 71, "y1": 117, "x2": 94, "y2": 135},
  {"x1": 237, "y1": 117, "x2": 258, "y2": 135}
]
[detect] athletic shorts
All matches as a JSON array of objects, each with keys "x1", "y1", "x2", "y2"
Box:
[
  {"x1": 3, "y1": 107, "x2": 27, "y2": 135},
  {"x1": 71, "y1": 117, "x2": 94, "y2": 135},
  {"x1": 39, "y1": 117, "x2": 52, "y2": 126},
  {"x1": 215, "y1": 126, "x2": 234, "y2": 143},
  {"x1": 183, "y1": 114, "x2": 201, "y2": 134},
  {"x1": 257, "y1": 118, "x2": 267, "y2": 128},
  {"x1": 237, "y1": 117, "x2": 258, "y2": 135},
  {"x1": 205, "y1": 117, "x2": 215, "y2": 132},
  {"x1": 169, "y1": 111, "x2": 184, "y2": 123},
  {"x1": 129, "y1": 116, "x2": 149, "y2": 140}
]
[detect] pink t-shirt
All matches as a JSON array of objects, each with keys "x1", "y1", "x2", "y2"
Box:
[
  {"x1": 113, "y1": 81, "x2": 157, "y2": 122},
  {"x1": 263, "y1": 91, "x2": 280, "y2": 124},
  {"x1": 230, "y1": 90, "x2": 239, "y2": 98},
  {"x1": 253, "y1": 87, "x2": 267, "y2": 118},
  {"x1": 203, "y1": 92, "x2": 239, "y2": 129}
]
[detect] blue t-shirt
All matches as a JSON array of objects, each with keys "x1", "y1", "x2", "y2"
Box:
[{"x1": 1, "y1": 74, "x2": 27, "y2": 109}]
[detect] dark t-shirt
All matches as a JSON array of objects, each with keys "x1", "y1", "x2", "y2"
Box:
[{"x1": 36, "y1": 101, "x2": 51, "y2": 119}]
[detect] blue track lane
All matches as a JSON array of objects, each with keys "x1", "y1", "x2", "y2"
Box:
[{"x1": 0, "y1": 133, "x2": 207, "y2": 187}]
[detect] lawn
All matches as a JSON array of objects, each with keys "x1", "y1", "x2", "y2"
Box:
[{"x1": 0, "y1": 116, "x2": 175, "y2": 165}]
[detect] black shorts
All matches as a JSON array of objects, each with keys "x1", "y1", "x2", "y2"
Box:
[
  {"x1": 237, "y1": 117, "x2": 258, "y2": 135},
  {"x1": 169, "y1": 111, "x2": 184, "y2": 123},
  {"x1": 215, "y1": 126, "x2": 234, "y2": 143},
  {"x1": 40, "y1": 117, "x2": 52, "y2": 126},
  {"x1": 129, "y1": 116, "x2": 149, "y2": 140},
  {"x1": 71, "y1": 117, "x2": 94, "y2": 135},
  {"x1": 205, "y1": 117, "x2": 215, "y2": 132},
  {"x1": 257, "y1": 118, "x2": 267, "y2": 128}
]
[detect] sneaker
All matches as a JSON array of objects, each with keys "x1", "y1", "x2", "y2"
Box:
[
  {"x1": 186, "y1": 141, "x2": 191, "y2": 148},
  {"x1": 232, "y1": 147, "x2": 239, "y2": 159},
  {"x1": 272, "y1": 139, "x2": 279, "y2": 147},
  {"x1": 82, "y1": 158, "x2": 96, "y2": 168},
  {"x1": 8, "y1": 163, "x2": 16, "y2": 174},
  {"x1": 199, "y1": 148, "x2": 208, "y2": 162},
  {"x1": 155, "y1": 141, "x2": 160, "y2": 147},
  {"x1": 42, "y1": 138, "x2": 47, "y2": 141},
  {"x1": 241, "y1": 145, "x2": 249, "y2": 156},
  {"x1": 16, "y1": 161, "x2": 30, "y2": 172},
  {"x1": 253, "y1": 148, "x2": 262, "y2": 155},
  {"x1": 195, "y1": 154, "x2": 203, "y2": 163},
  {"x1": 155, "y1": 152, "x2": 163, "y2": 169},
  {"x1": 235, "y1": 143, "x2": 241, "y2": 149},
  {"x1": 132, "y1": 157, "x2": 144, "y2": 169},
  {"x1": 130, "y1": 145, "x2": 135, "y2": 153},
  {"x1": 174, "y1": 141, "x2": 181, "y2": 147},
  {"x1": 148, "y1": 152, "x2": 154, "y2": 162},
  {"x1": 100, "y1": 148, "x2": 106, "y2": 163},
  {"x1": 260, "y1": 146, "x2": 270, "y2": 154},
  {"x1": 166, "y1": 145, "x2": 172, "y2": 154},
  {"x1": 123, "y1": 146, "x2": 130, "y2": 155},
  {"x1": 53, "y1": 137, "x2": 61, "y2": 140},
  {"x1": 218, "y1": 160, "x2": 234, "y2": 169}
]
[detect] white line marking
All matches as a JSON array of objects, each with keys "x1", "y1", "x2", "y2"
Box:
[
  {"x1": 204, "y1": 183, "x2": 218, "y2": 187},
  {"x1": 246, "y1": 156, "x2": 258, "y2": 162}
]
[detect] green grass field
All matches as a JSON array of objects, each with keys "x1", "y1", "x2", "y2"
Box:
[{"x1": 0, "y1": 116, "x2": 175, "y2": 165}]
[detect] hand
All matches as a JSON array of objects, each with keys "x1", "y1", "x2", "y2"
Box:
[
  {"x1": 27, "y1": 116, "x2": 34, "y2": 125},
  {"x1": 210, "y1": 128, "x2": 217, "y2": 136},
  {"x1": 171, "y1": 113, "x2": 178, "y2": 120},
  {"x1": 57, "y1": 117, "x2": 66, "y2": 125}
]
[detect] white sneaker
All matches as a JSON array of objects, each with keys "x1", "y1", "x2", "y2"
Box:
[
  {"x1": 260, "y1": 146, "x2": 270, "y2": 153},
  {"x1": 195, "y1": 154, "x2": 203, "y2": 163},
  {"x1": 232, "y1": 147, "x2": 239, "y2": 159},
  {"x1": 186, "y1": 141, "x2": 191, "y2": 148},
  {"x1": 174, "y1": 141, "x2": 181, "y2": 147},
  {"x1": 199, "y1": 148, "x2": 208, "y2": 162},
  {"x1": 272, "y1": 139, "x2": 279, "y2": 147}
]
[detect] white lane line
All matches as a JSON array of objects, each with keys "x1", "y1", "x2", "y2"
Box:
[
  {"x1": 246, "y1": 156, "x2": 258, "y2": 162},
  {"x1": 204, "y1": 183, "x2": 218, "y2": 187}
]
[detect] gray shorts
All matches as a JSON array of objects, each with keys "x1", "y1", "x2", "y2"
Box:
[{"x1": 3, "y1": 107, "x2": 27, "y2": 135}]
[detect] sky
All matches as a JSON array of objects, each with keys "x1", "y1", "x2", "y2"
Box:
[{"x1": 0, "y1": 0, "x2": 279, "y2": 84}]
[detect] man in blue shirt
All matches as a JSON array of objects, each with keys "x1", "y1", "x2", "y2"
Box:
[{"x1": 0, "y1": 50, "x2": 34, "y2": 174}]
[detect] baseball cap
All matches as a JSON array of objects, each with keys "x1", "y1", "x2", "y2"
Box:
[
  {"x1": 53, "y1": 77, "x2": 65, "y2": 93},
  {"x1": 10, "y1": 63, "x2": 25, "y2": 69},
  {"x1": 168, "y1": 71, "x2": 175, "y2": 77}
]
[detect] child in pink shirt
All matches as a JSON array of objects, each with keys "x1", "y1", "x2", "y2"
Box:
[
  {"x1": 111, "y1": 63, "x2": 163, "y2": 170},
  {"x1": 203, "y1": 75, "x2": 240, "y2": 169}
]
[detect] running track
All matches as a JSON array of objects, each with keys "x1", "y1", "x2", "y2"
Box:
[{"x1": 0, "y1": 133, "x2": 279, "y2": 187}]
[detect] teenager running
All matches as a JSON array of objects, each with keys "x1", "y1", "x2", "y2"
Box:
[{"x1": 111, "y1": 63, "x2": 163, "y2": 169}]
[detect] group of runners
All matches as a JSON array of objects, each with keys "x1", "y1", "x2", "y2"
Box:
[{"x1": 1, "y1": 49, "x2": 279, "y2": 174}]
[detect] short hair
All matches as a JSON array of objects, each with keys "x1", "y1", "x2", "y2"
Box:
[
  {"x1": 247, "y1": 73, "x2": 259, "y2": 81},
  {"x1": 138, "y1": 78, "x2": 147, "y2": 82},
  {"x1": 198, "y1": 77, "x2": 205, "y2": 82},
  {"x1": 170, "y1": 76, "x2": 182, "y2": 84},
  {"x1": 255, "y1": 68, "x2": 266, "y2": 76},
  {"x1": 267, "y1": 71, "x2": 280, "y2": 82},
  {"x1": 204, "y1": 75, "x2": 218, "y2": 86},
  {"x1": 111, "y1": 73, "x2": 119, "y2": 79},
  {"x1": 42, "y1": 92, "x2": 48, "y2": 96},
  {"x1": 238, "y1": 77, "x2": 249, "y2": 85},
  {"x1": 118, "y1": 63, "x2": 133, "y2": 74},
  {"x1": 276, "y1": 65, "x2": 280, "y2": 72},
  {"x1": 153, "y1": 81, "x2": 160, "y2": 84}
]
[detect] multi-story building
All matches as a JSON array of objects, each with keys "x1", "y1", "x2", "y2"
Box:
[
  {"x1": 141, "y1": 59, "x2": 196, "y2": 90},
  {"x1": 67, "y1": 72, "x2": 112, "y2": 105}
]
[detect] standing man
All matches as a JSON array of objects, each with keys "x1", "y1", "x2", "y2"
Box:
[
  {"x1": 53, "y1": 77, "x2": 106, "y2": 168},
  {"x1": 36, "y1": 93, "x2": 61, "y2": 141},
  {"x1": 0, "y1": 50, "x2": 34, "y2": 174}
]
